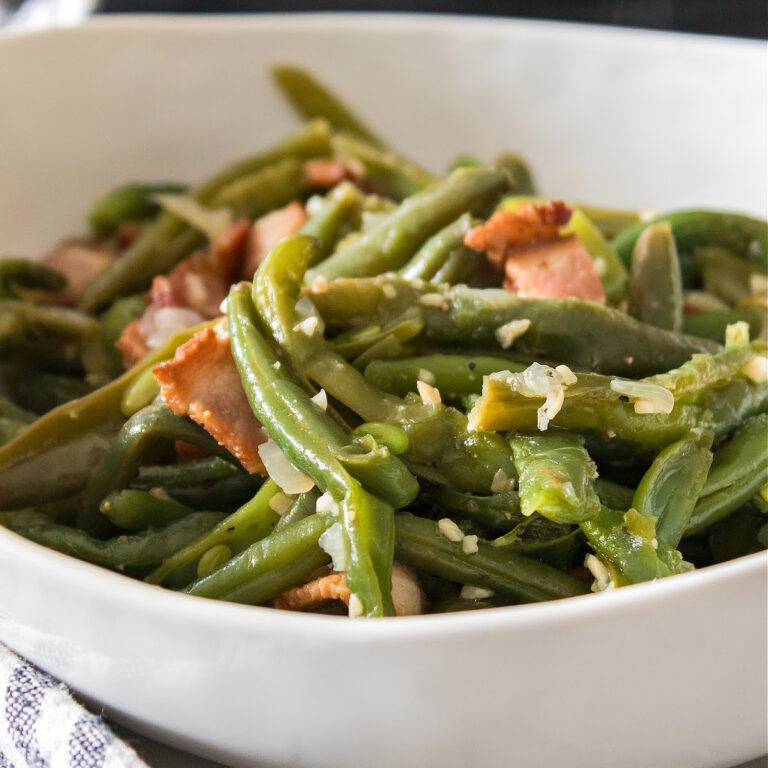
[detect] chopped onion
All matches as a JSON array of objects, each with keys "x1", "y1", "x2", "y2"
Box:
[
  {"x1": 257, "y1": 439, "x2": 315, "y2": 494},
  {"x1": 494, "y1": 318, "x2": 530, "y2": 349},
  {"x1": 153, "y1": 193, "x2": 233, "y2": 242},
  {"x1": 725, "y1": 321, "x2": 750, "y2": 349},
  {"x1": 460, "y1": 585, "x2": 494, "y2": 600},
  {"x1": 584, "y1": 553, "x2": 614, "y2": 593},
  {"x1": 610, "y1": 379, "x2": 674, "y2": 414},
  {"x1": 139, "y1": 306, "x2": 204, "y2": 350},
  {"x1": 416, "y1": 380, "x2": 441, "y2": 405},
  {"x1": 319, "y1": 522, "x2": 348, "y2": 572},
  {"x1": 741, "y1": 355, "x2": 768, "y2": 383}
]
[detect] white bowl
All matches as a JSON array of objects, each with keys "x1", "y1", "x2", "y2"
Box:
[{"x1": 0, "y1": 15, "x2": 766, "y2": 768}]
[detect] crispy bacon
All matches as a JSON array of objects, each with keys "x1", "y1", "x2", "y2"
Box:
[
  {"x1": 273, "y1": 563, "x2": 426, "y2": 615},
  {"x1": 41, "y1": 238, "x2": 115, "y2": 305},
  {"x1": 153, "y1": 327, "x2": 268, "y2": 474},
  {"x1": 465, "y1": 202, "x2": 572, "y2": 270},
  {"x1": 241, "y1": 201, "x2": 308, "y2": 279},
  {"x1": 303, "y1": 158, "x2": 364, "y2": 190},
  {"x1": 503, "y1": 236, "x2": 606, "y2": 303},
  {"x1": 115, "y1": 316, "x2": 150, "y2": 369},
  {"x1": 465, "y1": 202, "x2": 605, "y2": 304},
  {"x1": 155, "y1": 219, "x2": 250, "y2": 319},
  {"x1": 273, "y1": 572, "x2": 351, "y2": 612},
  {"x1": 115, "y1": 220, "x2": 250, "y2": 369}
]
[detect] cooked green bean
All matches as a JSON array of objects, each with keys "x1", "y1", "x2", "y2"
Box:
[
  {"x1": 306, "y1": 167, "x2": 509, "y2": 281},
  {"x1": 0, "y1": 258, "x2": 66, "y2": 299},
  {"x1": 79, "y1": 120, "x2": 332, "y2": 310},
  {"x1": 12, "y1": 511, "x2": 224, "y2": 571},
  {"x1": 511, "y1": 432, "x2": 601, "y2": 524},
  {"x1": 632, "y1": 429, "x2": 713, "y2": 548},
  {"x1": 272, "y1": 65, "x2": 385, "y2": 148},
  {"x1": 399, "y1": 214, "x2": 479, "y2": 281},
  {"x1": 685, "y1": 414, "x2": 768, "y2": 536},
  {"x1": 147, "y1": 479, "x2": 281, "y2": 588},
  {"x1": 88, "y1": 182, "x2": 187, "y2": 238},
  {"x1": 99, "y1": 488, "x2": 195, "y2": 531},
  {"x1": 394, "y1": 512, "x2": 589, "y2": 603},
  {"x1": 331, "y1": 133, "x2": 437, "y2": 200},
  {"x1": 627, "y1": 222, "x2": 683, "y2": 331},
  {"x1": 612, "y1": 210, "x2": 768, "y2": 269}
]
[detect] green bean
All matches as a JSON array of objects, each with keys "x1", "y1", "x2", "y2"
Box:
[
  {"x1": 120, "y1": 368, "x2": 160, "y2": 416},
  {"x1": 330, "y1": 308, "x2": 424, "y2": 360},
  {"x1": 2, "y1": 370, "x2": 91, "y2": 414},
  {"x1": 594, "y1": 477, "x2": 635, "y2": 510},
  {"x1": 685, "y1": 414, "x2": 768, "y2": 536},
  {"x1": 0, "y1": 323, "x2": 208, "y2": 511},
  {"x1": 224, "y1": 547, "x2": 332, "y2": 606},
  {"x1": 431, "y1": 246, "x2": 485, "y2": 285},
  {"x1": 146, "y1": 479, "x2": 281, "y2": 587},
  {"x1": 574, "y1": 204, "x2": 641, "y2": 240},
  {"x1": 272, "y1": 65, "x2": 385, "y2": 148},
  {"x1": 0, "y1": 393, "x2": 38, "y2": 424},
  {"x1": 632, "y1": 429, "x2": 713, "y2": 548},
  {"x1": 581, "y1": 506, "x2": 690, "y2": 584},
  {"x1": 0, "y1": 258, "x2": 66, "y2": 298},
  {"x1": 0, "y1": 417, "x2": 28, "y2": 447},
  {"x1": 81, "y1": 401, "x2": 236, "y2": 535},
  {"x1": 185, "y1": 511, "x2": 335, "y2": 600},
  {"x1": 696, "y1": 246, "x2": 758, "y2": 306},
  {"x1": 0, "y1": 300, "x2": 99, "y2": 356},
  {"x1": 256, "y1": 238, "x2": 516, "y2": 495},
  {"x1": 228, "y1": 281, "x2": 398, "y2": 616},
  {"x1": 88, "y1": 182, "x2": 187, "y2": 238},
  {"x1": 83, "y1": 294, "x2": 147, "y2": 381},
  {"x1": 511, "y1": 432, "x2": 601, "y2": 524},
  {"x1": 683, "y1": 307, "x2": 765, "y2": 343},
  {"x1": 493, "y1": 154, "x2": 537, "y2": 196},
  {"x1": 331, "y1": 133, "x2": 437, "y2": 201},
  {"x1": 364, "y1": 354, "x2": 525, "y2": 400},
  {"x1": 196, "y1": 543, "x2": 233, "y2": 580},
  {"x1": 133, "y1": 456, "x2": 243, "y2": 489},
  {"x1": 306, "y1": 167, "x2": 509, "y2": 281},
  {"x1": 274, "y1": 488, "x2": 321, "y2": 531},
  {"x1": 612, "y1": 210, "x2": 768, "y2": 269},
  {"x1": 99, "y1": 488, "x2": 195, "y2": 531},
  {"x1": 12, "y1": 511, "x2": 224, "y2": 571},
  {"x1": 627, "y1": 222, "x2": 683, "y2": 331},
  {"x1": 648, "y1": 341, "x2": 763, "y2": 399},
  {"x1": 308, "y1": 278, "x2": 717, "y2": 376},
  {"x1": 301, "y1": 182, "x2": 364, "y2": 266},
  {"x1": 350, "y1": 423, "x2": 409, "y2": 456},
  {"x1": 394, "y1": 512, "x2": 589, "y2": 603},
  {"x1": 79, "y1": 120, "x2": 332, "y2": 310},
  {"x1": 470, "y1": 367, "x2": 767, "y2": 452},
  {"x1": 399, "y1": 214, "x2": 479, "y2": 281}
]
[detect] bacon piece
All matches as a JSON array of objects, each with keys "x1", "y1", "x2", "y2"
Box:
[
  {"x1": 155, "y1": 219, "x2": 250, "y2": 319},
  {"x1": 503, "y1": 236, "x2": 606, "y2": 303},
  {"x1": 41, "y1": 238, "x2": 115, "y2": 305},
  {"x1": 465, "y1": 201, "x2": 605, "y2": 304},
  {"x1": 303, "y1": 158, "x2": 364, "y2": 190},
  {"x1": 115, "y1": 317, "x2": 150, "y2": 369},
  {"x1": 273, "y1": 572, "x2": 351, "y2": 612},
  {"x1": 273, "y1": 563, "x2": 426, "y2": 615},
  {"x1": 115, "y1": 220, "x2": 250, "y2": 369},
  {"x1": 241, "y1": 201, "x2": 308, "y2": 279},
  {"x1": 153, "y1": 327, "x2": 268, "y2": 474},
  {"x1": 465, "y1": 202, "x2": 572, "y2": 270}
]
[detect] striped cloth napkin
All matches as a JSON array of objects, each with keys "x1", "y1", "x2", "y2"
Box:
[{"x1": 0, "y1": 643, "x2": 147, "y2": 768}]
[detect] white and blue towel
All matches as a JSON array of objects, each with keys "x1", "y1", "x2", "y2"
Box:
[{"x1": 0, "y1": 644, "x2": 146, "y2": 768}]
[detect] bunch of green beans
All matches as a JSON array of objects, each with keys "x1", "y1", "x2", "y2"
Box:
[{"x1": 0, "y1": 64, "x2": 765, "y2": 618}]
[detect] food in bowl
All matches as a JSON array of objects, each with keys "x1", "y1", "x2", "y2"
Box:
[{"x1": 0, "y1": 65, "x2": 765, "y2": 618}]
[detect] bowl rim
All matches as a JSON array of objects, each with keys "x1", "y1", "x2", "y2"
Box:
[
  {"x1": 1, "y1": 524, "x2": 765, "y2": 641},
  {"x1": 0, "y1": 13, "x2": 765, "y2": 644},
  {"x1": 2, "y1": 10, "x2": 766, "y2": 50}
]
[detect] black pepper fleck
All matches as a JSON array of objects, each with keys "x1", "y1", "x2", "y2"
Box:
[
  {"x1": 468, "y1": 362, "x2": 476, "y2": 370},
  {"x1": 618, "y1": 395, "x2": 629, "y2": 403}
]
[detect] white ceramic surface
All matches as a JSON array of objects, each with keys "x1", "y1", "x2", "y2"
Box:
[{"x1": 0, "y1": 15, "x2": 766, "y2": 768}]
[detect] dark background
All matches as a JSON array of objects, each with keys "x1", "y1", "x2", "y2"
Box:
[{"x1": 95, "y1": 0, "x2": 767, "y2": 39}]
